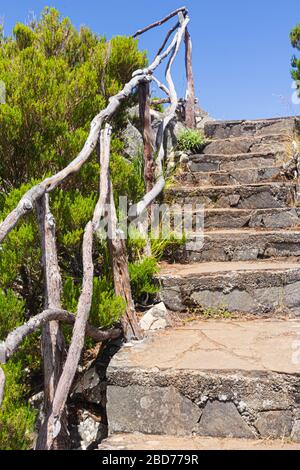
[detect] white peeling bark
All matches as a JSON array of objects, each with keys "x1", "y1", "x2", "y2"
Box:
[
  {"x1": 156, "y1": 21, "x2": 180, "y2": 57},
  {"x1": 129, "y1": 14, "x2": 190, "y2": 220},
  {"x1": 92, "y1": 125, "x2": 112, "y2": 230},
  {"x1": 152, "y1": 76, "x2": 171, "y2": 98},
  {"x1": 133, "y1": 7, "x2": 187, "y2": 38},
  {"x1": 37, "y1": 194, "x2": 67, "y2": 448},
  {"x1": 36, "y1": 222, "x2": 95, "y2": 450}
]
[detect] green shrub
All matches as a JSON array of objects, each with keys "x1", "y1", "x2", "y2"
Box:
[
  {"x1": 0, "y1": 8, "x2": 147, "y2": 191},
  {"x1": 0, "y1": 289, "x2": 25, "y2": 340},
  {"x1": 129, "y1": 257, "x2": 159, "y2": 302},
  {"x1": 127, "y1": 232, "x2": 184, "y2": 303},
  {"x1": 62, "y1": 276, "x2": 81, "y2": 314},
  {"x1": 62, "y1": 275, "x2": 125, "y2": 329},
  {"x1": 0, "y1": 7, "x2": 148, "y2": 449},
  {"x1": 291, "y1": 22, "x2": 300, "y2": 89},
  {"x1": 110, "y1": 151, "x2": 145, "y2": 206},
  {"x1": 0, "y1": 287, "x2": 39, "y2": 451},
  {"x1": 0, "y1": 361, "x2": 36, "y2": 450},
  {"x1": 177, "y1": 129, "x2": 205, "y2": 153},
  {"x1": 90, "y1": 277, "x2": 126, "y2": 328}
]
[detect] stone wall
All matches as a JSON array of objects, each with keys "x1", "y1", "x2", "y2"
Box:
[{"x1": 122, "y1": 104, "x2": 213, "y2": 163}]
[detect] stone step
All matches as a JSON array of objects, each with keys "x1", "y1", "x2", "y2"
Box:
[
  {"x1": 158, "y1": 259, "x2": 300, "y2": 314},
  {"x1": 106, "y1": 320, "x2": 300, "y2": 441},
  {"x1": 186, "y1": 152, "x2": 286, "y2": 172},
  {"x1": 204, "y1": 117, "x2": 298, "y2": 140},
  {"x1": 170, "y1": 208, "x2": 300, "y2": 230},
  {"x1": 165, "y1": 182, "x2": 297, "y2": 209},
  {"x1": 204, "y1": 208, "x2": 300, "y2": 229},
  {"x1": 177, "y1": 166, "x2": 282, "y2": 186},
  {"x1": 203, "y1": 133, "x2": 293, "y2": 156},
  {"x1": 173, "y1": 229, "x2": 300, "y2": 263},
  {"x1": 99, "y1": 434, "x2": 300, "y2": 450}
]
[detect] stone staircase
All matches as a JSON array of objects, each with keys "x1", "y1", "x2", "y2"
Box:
[
  {"x1": 161, "y1": 117, "x2": 300, "y2": 315},
  {"x1": 101, "y1": 117, "x2": 300, "y2": 450}
]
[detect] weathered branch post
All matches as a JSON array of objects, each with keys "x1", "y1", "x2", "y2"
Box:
[
  {"x1": 0, "y1": 7, "x2": 194, "y2": 450},
  {"x1": 139, "y1": 81, "x2": 155, "y2": 194},
  {"x1": 138, "y1": 79, "x2": 154, "y2": 256},
  {"x1": 184, "y1": 27, "x2": 196, "y2": 128},
  {"x1": 134, "y1": 7, "x2": 196, "y2": 129},
  {"x1": 36, "y1": 195, "x2": 69, "y2": 449}
]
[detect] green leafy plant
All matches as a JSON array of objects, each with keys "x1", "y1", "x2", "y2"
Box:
[
  {"x1": 177, "y1": 129, "x2": 205, "y2": 153},
  {"x1": 129, "y1": 257, "x2": 159, "y2": 303},
  {"x1": 62, "y1": 275, "x2": 125, "y2": 329},
  {"x1": 90, "y1": 277, "x2": 126, "y2": 329},
  {"x1": 150, "y1": 98, "x2": 164, "y2": 113},
  {"x1": 0, "y1": 361, "x2": 37, "y2": 450},
  {"x1": 0, "y1": 289, "x2": 25, "y2": 339}
]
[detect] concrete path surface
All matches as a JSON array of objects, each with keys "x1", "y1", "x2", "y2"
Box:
[
  {"x1": 111, "y1": 320, "x2": 300, "y2": 374},
  {"x1": 99, "y1": 433, "x2": 300, "y2": 450}
]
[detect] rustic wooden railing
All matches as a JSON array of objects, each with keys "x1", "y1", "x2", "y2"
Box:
[{"x1": 0, "y1": 7, "x2": 195, "y2": 450}]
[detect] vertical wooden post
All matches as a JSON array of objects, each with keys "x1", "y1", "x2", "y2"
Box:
[
  {"x1": 36, "y1": 221, "x2": 95, "y2": 451},
  {"x1": 184, "y1": 27, "x2": 196, "y2": 128},
  {"x1": 101, "y1": 128, "x2": 143, "y2": 341},
  {"x1": 107, "y1": 184, "x2": 143, "y2": 341},
  {"x1": 37, "y1": 195, "x2": 68, "y2": 449},
  {"x1": 138, "y1": 80, "x2": 154, "y2": 256},
  {"x1": 139, "y1": 80, "x2": 155, "y2": 194}
]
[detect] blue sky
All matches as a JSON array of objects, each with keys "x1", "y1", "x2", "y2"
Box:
[{"x1": 0, "y1": 0, "x2": 300, "y2": 120}]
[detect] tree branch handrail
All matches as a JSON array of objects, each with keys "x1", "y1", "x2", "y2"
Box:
[
  {"x1": 156, "y1": 21, "x2": 180, "y2": 58},
  {"x1": 0, "y1": 308, "x2": 121, "y2": 363},
  {"x1": 129, "y1": 14, "x2": 190, "y2": 220},
  {"x1": 0, "y1": 14, "x2": 188, "y2": 244},
  {"x1": 132, "y1": 7, "x2": 188, "y2": 38},
  {"x1": 0, "y1": 8, "x2": 195, "y2": 449}
]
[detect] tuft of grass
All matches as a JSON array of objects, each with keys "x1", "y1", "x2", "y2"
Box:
[
  {"x1": 151, "y1": 233, "x2": 186, "y2": 261},
  {"x1": 187, "y1": 304, "x2": 233, "y2": 320},
  {"x1": 177, "y1": 129, "x2": 206, "y2": 153}
]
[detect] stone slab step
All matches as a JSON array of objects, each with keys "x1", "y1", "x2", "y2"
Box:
[
  {"x1": 187, "y1": 152, "x2": 286, "y2": 172},
  {"x1": 204, "y1": 117, "x2": 298, "y2": 140},
  {"x1": 99, "y1": 434, "x2": 300, "y2": 450},
  {"x1": 158, "y1": 259, "x2": 300, "y2": 314},
  {"x1": 170, "y1": 208, "x2": 300, "y2": 230},
  {"x1": 106, "y1": 320, "x2": 300, "y2": 441},
  {"x1": 204, "y1": 208, "x2": 300, "y2": 229},
  {"x1": 165, "y1": 182, "x2": 297, "y2": 209},
  {"x1": 177, "y1": 166, "x2": 282, "y2": 186},
  {"x1": 203, "y1": 133, "x2": 293, "y2": 156},
  {"x1": 172, "y1": 229, "x2": 300, "y2": 263}
]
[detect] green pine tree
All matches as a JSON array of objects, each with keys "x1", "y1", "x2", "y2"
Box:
[{"x1": 291, "y1": 23, "x2": 300, "y2": 91}]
